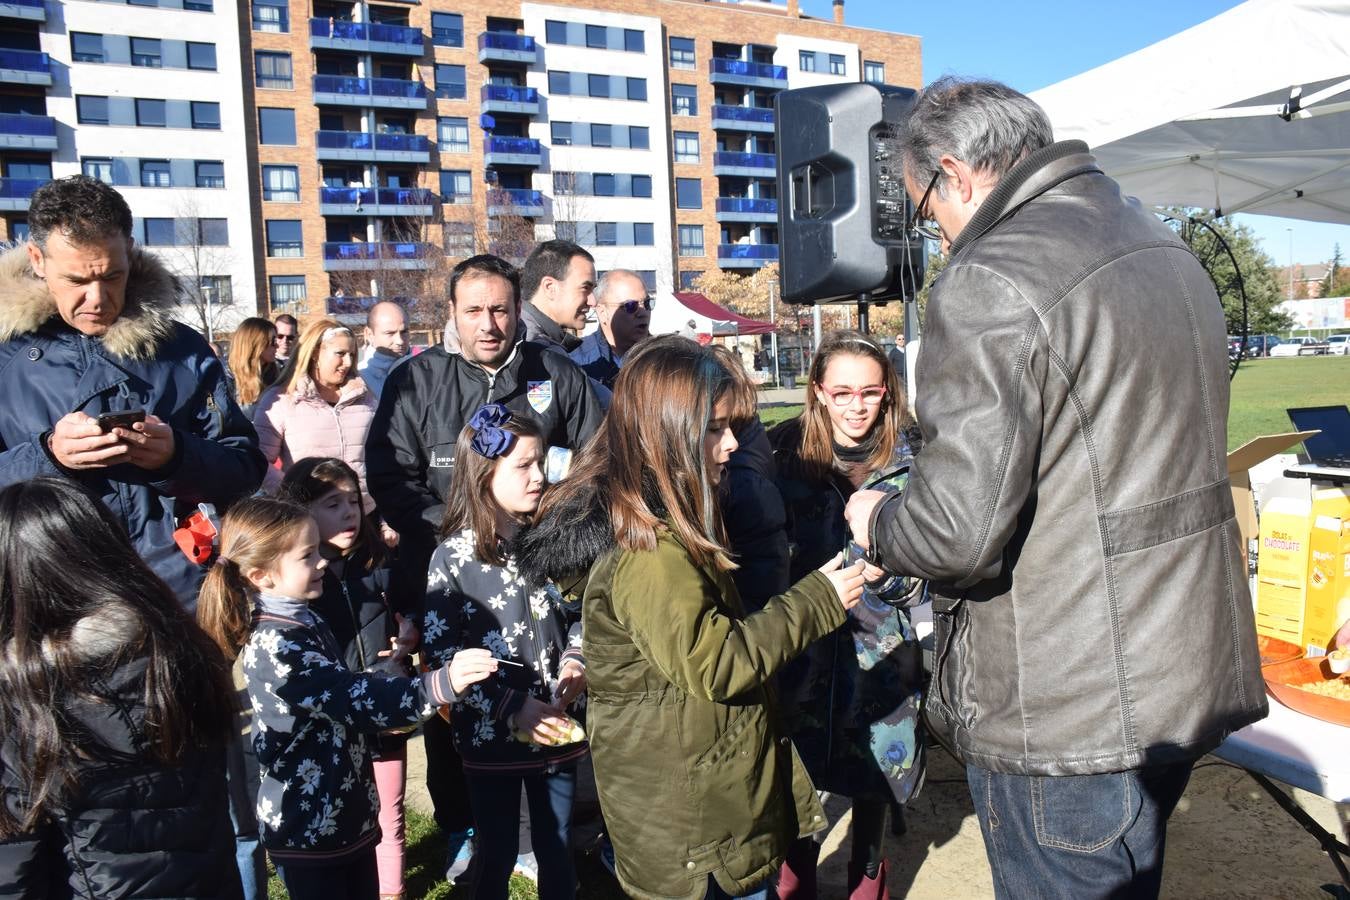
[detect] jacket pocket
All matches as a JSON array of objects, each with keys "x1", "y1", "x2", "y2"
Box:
[
  {"x1": 691, "y1": 703, "x2": 755, "y2": 772},
  {"x1": 1030, "y1": 772, "x2": 1132, "y2": 853},
  {"x1": 931, "y1": 602, "x2": 978, "y2": 733}
]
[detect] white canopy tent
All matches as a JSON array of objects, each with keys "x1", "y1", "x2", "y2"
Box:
[{"x1": 1031, "y1": 0, "x2": 1350, "y2": 225}]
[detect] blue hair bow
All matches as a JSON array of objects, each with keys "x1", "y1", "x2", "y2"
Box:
[{"x1": 468, "y1": 403, "x2": 515, "y2": 459}]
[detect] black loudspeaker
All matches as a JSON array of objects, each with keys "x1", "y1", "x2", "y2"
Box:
[{"x1": 775, "y1": 83, "x2": 926, "y2": 305}]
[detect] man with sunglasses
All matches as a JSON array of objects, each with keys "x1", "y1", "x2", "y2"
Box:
[
  {"x1": 273, "y1": 313, "x2": 298, "y2": 369},
  {"x1": 843, "y1": 77, "x2": 1265, "y2": 898},
  {"x1": 568, "y1": 269, "x2": 651, "y2": 401}
]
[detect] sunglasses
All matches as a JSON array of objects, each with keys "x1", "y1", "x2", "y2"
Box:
[
  {"x1": 908, "y1": 170, "x2": 944, "y2": 244},
  {"x1": 275, "y1": 334, "x2": 297, "y2": 343},
  {"x1": 605, "y1": 296, "x2": 653, "y2": 315}
]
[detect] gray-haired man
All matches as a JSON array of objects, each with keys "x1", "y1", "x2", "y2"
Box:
[{"x1": 844, "y1": 77, "x2": 1265, "y2": 897}]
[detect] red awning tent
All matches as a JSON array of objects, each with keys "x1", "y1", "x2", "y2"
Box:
[{"x1": 668, "y1": 291, "x2": 777, "y2": 336}]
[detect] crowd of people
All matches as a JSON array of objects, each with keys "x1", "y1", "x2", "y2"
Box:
[{"x1": 1, "y1": 75, "x2": 1339, "y2": 900}]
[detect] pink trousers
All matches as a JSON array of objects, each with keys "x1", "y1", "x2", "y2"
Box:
[{"x1": 373, "y1": 748, "x2": 408, "y2": 897}]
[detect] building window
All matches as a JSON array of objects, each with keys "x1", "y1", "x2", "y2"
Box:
[
  {"x1": 82, "y1": 157, "x2": 114, "y2": 183},
  {"x1": 136, "y1": 99, "x2": 166, "y2": 127},
  {"x1": 669, "y1": 36, "x2": 695, "y2": 70},
  {"x1": 262, "y1": 165, "x2": 299, "y2": 201},
  {"x1": 252, "y1": 0, "x2": 288, "y2": 33},
  {"x1": 255, "y1": 51, "x2": 292, "y2": 89},
  {"x1": 70, "y1": 32, "x2": 104, "y2": 63},
  {"x1": 633, "y1": 223, "x2": 654, "y2": 245},
  {"x1": 195, "y1": 160, "x2": 225, "y2": 188},
  {"x1": 431, "y1": 13, "x2": 463, "y2": 47},
  {"x1": 629, "y1": 127, "x2": 649, "y2": 150},
  {"x1": 266, "y1": 220, "x2": 303, "y2": 257},
  {"x1": 258, "y1": 108, "x2": 296, "y2": 145},
  {"x1": 679, "y1": 270, "x2": 701, "y2": 290},
  {"x1": 440, "y1": 170, "x2": 471, "y2": 204},
  {"x1": 547, "y1": 70, "x2": 569, "y2": 95},
  {"x1": 435, "y1": 65, "x2": 466, "y2": 100},
  {"x1": 438, "y1": 117, "x2": 469, "y2": 153},
  {"x1": 550, "y1": 121, "x2": 571, "y2": 146},
  {"x1": 672, "y1": 84, "x2": 697, "y2": 117},
  {"x1": 588, "y1": 74, "x2": 609, "y2": 98},
  {"x1": 585, "y1": 24, "x2": 606, "y2": 49},
  {"x1": 445, "y1": 222, "x2": 475, "y2": 256},
  {"x1": 864, "y1": 61, "x2": 885, "y2": 84},
  {"x1": 197, "y1": 219, "x2": 228, "y2": 246},
  {"x1": 187, "y1": 42, "x2": 217, "y2": 71},
  {"x1": 829, "y1": 54, "x2": 846, "y2": 76},
  {"x1": 76, "y1": 95, "x2": 109, "y2": 125},
  {"x1": 799, "y1": 51, "x2": 816, "y2": 72},
  {"x1": 184, "y1": 0, "x2": 213, "y2": 10},
  {"x1": 674, "y1": 131, "x2": 699, "y2": 163},
  {"x1": 555, "y1": 221, "x2": 577, "y2": 242},
  {"x1": 544, "y1": 20, "x2": 567, "y2": 44},
  {"x1": 632, "y1": 175, "x2": 652, "y2": 198},
  {"x1": 593, "y1": 174, "x2": 615, "y2": 197},
  {"x1": 678, "y1": 224, "x2": 704, "y2": 257},
  {"x1": 140, "y1": 160, "x2": 172, "y2": 188},
  {"x1": 191, "y1": 102, "x2": 221, "y2": 130},
  {"x1": 624, "y1": 29, "x2": 644, "y2": 53},
  {"x1": 131, "y1": 37, "x2": 162, "y2": 68},
  {"x1": 552, "y1": 171, "x2": 574, "y2": 194},
  {"x1": 636, "y1": 270, "x2": 656, "y2": 291},
  {"x1": 269, "y1": 275, "x2": 307, "y2": 311},
  {"x1": 590, "y1": 123, "x2": 612, "y2": 148},
  {"x1": 626, "y1": 78, "x2": 647, "y2": 102},
  {"x1": 596, "y1": 222, "x2": 617, "y2": 246},
  {"x1": 676, "y1": 178, "x2": 701, "y2": 209},
  {"x1": 144, "y1": 218, "x2": 176, "y2": 246},
  {"x1": 197, "y1": 275, "x2": 231, "y2": 306}
]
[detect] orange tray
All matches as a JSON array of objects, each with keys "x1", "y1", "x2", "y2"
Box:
[
  {"x1": 1257, "y1": 635, "x2": 1303, "y2": 667},
  {"x1": 1262, "y1": 657, "x2": 1350, "y2": 727}
]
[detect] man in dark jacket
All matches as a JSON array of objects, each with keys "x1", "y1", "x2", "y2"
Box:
[
  {"x1": 518, "y1": 239, "x2": 596, "y2": 354},
  {"x1": 844, "y1": 78, "x2": 1266, "y2": 897},
  {"x1": 365, "y1": 253, "x2": 602, "y2": 867},
  {"x1": 0, "y1": 176, "x2": 264, "y2": 609}
]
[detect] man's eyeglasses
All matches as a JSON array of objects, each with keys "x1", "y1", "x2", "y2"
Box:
[
  {"x1": 275, "y1": 334, "x2": 296, "y2": 344},
  {"x1": 605, "y1": 297, "x2": 653, "y2": 315},
  {"x1": 821, "y1": 386, "x2": 887, "y2": 407},
  {"x1": 908, "y1": 170, "x2": 944, "y2": 244}
]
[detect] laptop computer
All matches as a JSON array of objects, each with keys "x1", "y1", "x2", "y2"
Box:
[{"x1": 1284, "y1": 405, "x2": 1350, "y2": 483}]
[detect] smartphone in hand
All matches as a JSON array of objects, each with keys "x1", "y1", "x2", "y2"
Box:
[{"x1": 96, "y1": 409, "x2": 146, "y2": 433}]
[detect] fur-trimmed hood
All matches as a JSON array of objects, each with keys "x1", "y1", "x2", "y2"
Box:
[
  {"x1": 0, "y1": 243, "x2": 180, "y2": 361},
  {"x1": 514, "y1": 480, "x2": 615, "y2": 592}
]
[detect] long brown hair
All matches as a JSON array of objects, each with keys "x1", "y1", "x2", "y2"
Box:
[
  {"x1": 280, "y1": 457, "x2": 386, "y2": 571},
  {"x1": 274, "y1": 318, "x2": 354, "y2": 394},
  {"x1": 539, "y1": 335, "x2": 740, "y2": 572},
  {"x1": 440, "y1": 413, "x2": 545, "y2": 565},
  {"x1": 798, "y1": 330, "x2": 912, "y2": 476},
  {"x1": 227, "y1": 317, "x2": 276, "y2": 407},
  {"x1": 197, "y1": 496, "x2": 313, "y2": 661}
]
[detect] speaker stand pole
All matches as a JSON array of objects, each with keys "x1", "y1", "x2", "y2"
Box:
[
  {"x1": 857, "y1": 297, "x2": 869, "y2": 335},
  {"x1": 812, "y1": 306, "x2": 822, "y2": 351}
]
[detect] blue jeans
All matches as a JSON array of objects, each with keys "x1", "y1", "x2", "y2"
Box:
[
  {"x1": 967, "y1": 762, "x2": 1193, "y2": 899},
  {"x1": 275, "y1": 847, "x2": 378, "y2": 900},
  {"x1": 464, "y1": 767, "x2": 576, "y2": 900},
  {"x1": 704, "y1": 875, "x2": 770, "y2": 899}
]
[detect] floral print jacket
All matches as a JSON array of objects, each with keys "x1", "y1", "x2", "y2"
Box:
[
  {"x1": 423, "y1": 529, "x2": 587, "y2": 773},
  {"x1": 242, "y1": 604, "x2": 453, "y2": 862}
]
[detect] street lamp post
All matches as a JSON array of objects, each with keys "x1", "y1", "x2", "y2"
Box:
[{"x1": 1287, "y1": 227, "x2": 1294, "y2": 302}]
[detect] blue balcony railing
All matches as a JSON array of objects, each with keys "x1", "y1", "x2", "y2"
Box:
[
  {"x1": 316, "y1": 130, "x2": 431, "y2": 153},
  {"x1": 481, "y1": 84, "x2": 538, "y2": 105},
  {"x1": 320, "y1": 187, "x2": 436, "y2": 205},
  {"x1": 313, "y1": 75, "x2": 428, "y2": 100},
  {"x1": 0, "y1": 113, "x2": 55, "y2": 137},
  {"x1": 710, "y1": 58, "x2": 786, "y2": 81},
  {"x1": 713, "y1": 151, "x2": 776, "y2": 170},
  {"x1": 479, "y1": 32, "x2": 536, "y2": 53},
  {"x1": 488, "y1": 188, "x2": 543, "y2": 207},
  {"x1": 0, "y1": 49, "x2": 50, "y2": 73},
  {"x1": 323, "y1": 241, "x2": 428, "y2": 262},
  {"x1": 718, "y1": 243, "x2": 779, "y2": 261},
  {"x1": 4, "y1": 0, "x2": 46, "y2": 7},
  {"x1": 485, "y1": 136, "x2": 541, "y2": 156},
  {"x1": 711, "y1": 104, "x2": 774, "y2": 125},
  {"x1": 0, "y1": 177, "x2": 47, "y2": 200},
  {"x1": 309, "y1": 18, "x2": 423, "y2": 47},
  {"x1": 716, "y1": 197, "x2": 777, "y2": 215}
]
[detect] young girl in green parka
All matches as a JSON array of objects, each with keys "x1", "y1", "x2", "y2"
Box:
[
  {"x1": 517, "y1": 335, "x2": 868, "y2": 900},
  {"x1": 768, "y1": 331, "x2": 927, "y2": 900}
]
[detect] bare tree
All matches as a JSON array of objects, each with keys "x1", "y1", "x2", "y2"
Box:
[
  {"x1": 157, "y1": 197, "x2": 239, "y2": 342},
  {"x1": 326, "y1": 216, "x2": 452, "y2": 335}
]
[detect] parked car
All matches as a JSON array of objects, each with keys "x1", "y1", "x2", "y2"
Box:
[
  {"x1": 1269, "y1": 336, "x2": 1330, "y2": 357},
  {"x1": 1326, "y1": 334, "x2": 1350, "y2": 356},
  {"x1": 1243, "y1": 334, "x2": 1282, "y2": 357}
]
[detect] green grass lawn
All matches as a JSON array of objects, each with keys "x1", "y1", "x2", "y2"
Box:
[{"x1": 757, "y1": 356, "x2": 1350, "y2": 451}]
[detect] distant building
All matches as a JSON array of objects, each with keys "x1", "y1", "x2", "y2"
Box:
[{"x1": 1275, "y1": 261, "x2": 1332, "y2": 299}]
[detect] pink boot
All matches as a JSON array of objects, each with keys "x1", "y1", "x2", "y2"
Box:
[
  {"x1": 847, "y1": 860, "x2": 890, "y2": 900},
  {"x1": 776, "y1": 839, "x2": 819, "y2": 900}
]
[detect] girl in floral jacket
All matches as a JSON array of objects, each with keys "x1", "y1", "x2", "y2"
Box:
[
  {"x1": 198, "y1": 496, "x2": 497, "y2": 900},
  {"x1": 422, "y1": 404, "x2": 586, "y2": 900}
]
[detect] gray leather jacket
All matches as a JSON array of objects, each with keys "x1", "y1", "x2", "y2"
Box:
[{"x1": 868, "y1": 141, "x2": 1267, "y2": 775}]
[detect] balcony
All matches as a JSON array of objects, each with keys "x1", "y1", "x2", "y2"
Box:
[
  {"x1": 718, "y1": 243, "x2": 779, "y2": 268},
  {"x1": 487, "y1": 188, "x2": 544, "y2": 217},
  {"x1": 480, "y1": 84, "x2": 539, "y2": 115},
  {"x1": 309, "y1": 18, "x2": 423, "y2": 56},
  {"x1": 478, "y1": 32, "x2": 537, "y2": 65},
  {"x1": 0, "y1": 113, "x2": 56, "y2": 150},
  {"x1": 0, "y1": 49, "x2": 51, "y2": 86},
  {"x1": 483, "y1": 136, "x2": 541, "y2": 167},
  {"x1": 313, "y1": 75, "x2": 429, "y2": 110},
  {"x1": 0, "y1": 0, "x2": 45, "y2": 22},
  {"x1": 709, "y1": 58, "x2": 787, "y2": 89},
  {"x1": 712, "y1": 151, "x2": 776, "y2": 177},
  {"x1": 0, "y1": 176, "x2": 47, "y2": 211},
  {"x1": 715, "y1": 197, "x2": 777, "y2": 224},
  {"x1": 315, "y1": 130, "x2": 430, "y2": 163},
  {"x1": 322, "y1": 241, "x2": 432, "y2": 271},
  {"x1": 320, "y1": 187, "x2": 436, "y2": 217},
  {"x1": 711, "y1": 104, "x2": 775, "y2": 133}
]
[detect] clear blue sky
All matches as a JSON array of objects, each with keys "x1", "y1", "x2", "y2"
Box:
[{"x1": 797, "y1": 0, "x2": 1349, "y2": 269}]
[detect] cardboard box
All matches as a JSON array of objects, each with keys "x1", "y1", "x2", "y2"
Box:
[
  {"x1": 1255, "y1": 478, "x2": 1350, "y2": 653},
  {"x1": 1306, "y1": 514, "x2": 1350, "y2": 656},
  {"x1": 1226, "y1": 431, "x2": 1318, "y2": 570}
]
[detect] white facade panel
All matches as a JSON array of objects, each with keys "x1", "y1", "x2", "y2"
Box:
[{"x1": 775, "y1": 32, "x2": 860, "y2": 90}]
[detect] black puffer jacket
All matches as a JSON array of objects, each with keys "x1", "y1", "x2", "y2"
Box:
[
  {"x1": 0, "y1": 644, "x2": 240, "y2": 899},
  {"x1": 722, "y1": 417, "x2": 790, "y2": 613}
]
